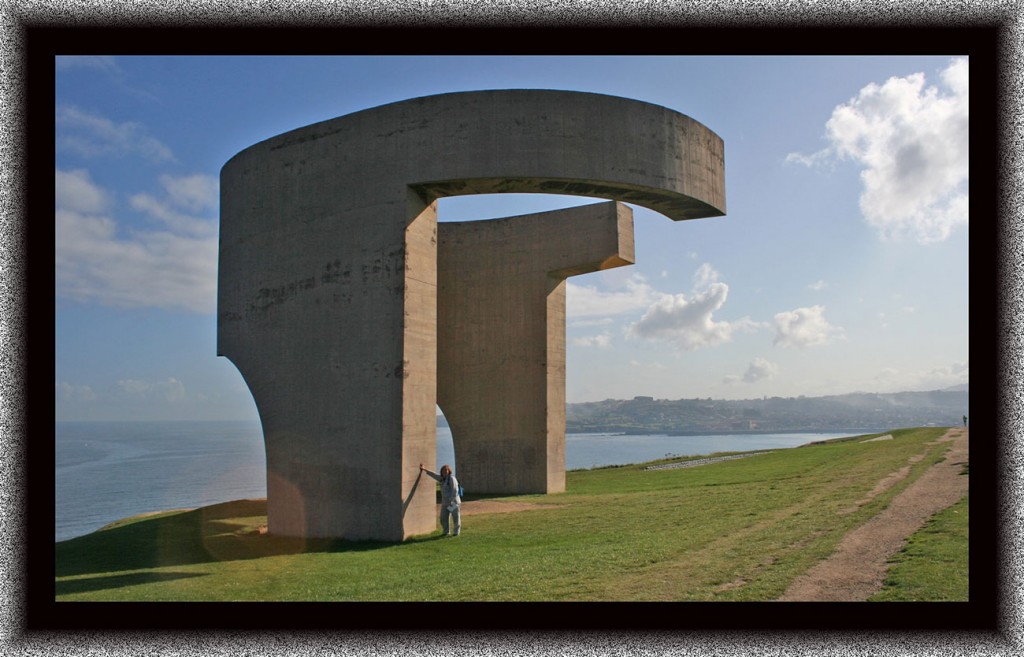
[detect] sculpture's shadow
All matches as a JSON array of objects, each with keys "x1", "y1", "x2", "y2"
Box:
[{"x1": 55, "y1": 499, "x2": 437, "y2": 584}]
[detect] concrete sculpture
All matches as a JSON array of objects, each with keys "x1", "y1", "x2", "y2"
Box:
[{"x1": 218, "y1": 90, "x2": 726, "y2": 541}]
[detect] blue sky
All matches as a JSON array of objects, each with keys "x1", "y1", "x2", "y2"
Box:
[{"x1": 54, "y1": 55, "x2": 969, "y2": 421}]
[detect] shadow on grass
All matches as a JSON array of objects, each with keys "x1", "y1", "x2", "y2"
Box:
[
  {"x1": 56, "y1": 499, "x2": 429, "y2": 578},
  {"x1": 56, "y1": 570, "x2": 207, "y2": 596}
]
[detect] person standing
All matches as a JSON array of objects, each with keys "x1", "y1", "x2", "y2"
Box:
[{"x1": 420, "y1": 463, "x2": 461, "y2": 537}]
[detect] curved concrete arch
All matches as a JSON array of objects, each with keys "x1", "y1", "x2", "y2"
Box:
[{"x1": 218, "y1": 90, "x2": 725, "y2": 540}]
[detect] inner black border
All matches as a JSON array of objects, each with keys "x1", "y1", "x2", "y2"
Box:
[{"x1": 18, "y1": 20, "x2": 1005, "y2": 640}]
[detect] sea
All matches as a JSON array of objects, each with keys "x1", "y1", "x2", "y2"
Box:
[{"x1": 54, "y1": 421, "x2": 856, "y2": 542}]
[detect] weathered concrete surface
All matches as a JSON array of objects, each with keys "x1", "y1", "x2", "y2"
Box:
[
  {"x1": 438, "y1": 201, "x2": 634, "y2": 495},
  {"x1": 218, "y1": 90, "x2": 726, "y2": 541}
]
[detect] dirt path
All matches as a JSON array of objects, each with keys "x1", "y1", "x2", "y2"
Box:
[{"x1": 777, "y1": 427, "x2": 969, "y2": 601}]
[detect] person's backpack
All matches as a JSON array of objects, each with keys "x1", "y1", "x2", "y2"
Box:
[{"x1": 458, "y1": 482, "x2": 465, "y2": 499}]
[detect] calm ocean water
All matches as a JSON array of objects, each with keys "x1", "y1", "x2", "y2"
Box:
[{"x1": 55, "y1": 421, "x2": 854, "y2": 542}]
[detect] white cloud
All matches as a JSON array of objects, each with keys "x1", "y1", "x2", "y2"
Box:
[
  {"x1": 57, "y1": 381, "x2": 97, "y2": 402},
  {"x1": 724, "y1": 357, "x2": 780, "y2": 386},
  {"x1": 130, "y1": 174, "x2": 219, "y2": 237},
  {"x1": 872, "y1": 361, "x2": 968, "y2": 391},
  {"x1": 130, "y1": 194, "x2": 216, "y2": 237},
  {"x1": 55, "y1": 168, "x2": 218, "y2": 314},
  {"x1": 571, "y1": 333, "x2": 612, "y2": 349},
  {"x1": 627, "y1": 264, "x2": 762, "y2": 351},
  {"x1": 692, "y1": 262, "x2": 720, "y2": 289},
  {"x1": 773, "y1": 305, "x2": 844, "y2": 348},
  {"x1": 118, "y1": 378, "x2": 186, "y2": 402},
  {"x1": 874, "y1": 367, "x2": 901, "y2": 382},
  {"x1": 56, "y1": 105, "x2": 175, "y2": 162},
  {"x1": 630, "y1": 359, "x2": 668, "y2": 370},
  {"x1": 158, "y1": 173, "x2": 219, "y2": 213},
  {"x1": 929, "y1": 360, "x2": 969, "y2": 382},
  {"x1": 808, "y1": 279, "x2": 827, "y2": 291},
  {"x1": 784, "y1": 150, "x2": 829, "y2": 168},
  {"x1": 117, "y1": 379, "x2": 151, "y2": 395},
  {"x1": 566, "y1": 274, "x2": 659, "y2": 318},
  {"x1": 56, "y1": 168, "x2": 110, "y2": 214},
  {"x1": 569, "y1": 264, "x2": 779, "y2": 353},
  {"x1": 789, "y1": 57, "x2": 968, "y2": 244},
  {"x1": 569, "y1": 317, "x2": 614, "y2": 328},
  {"x1": 628, "y1": 283, "x2": 733, "y2": 349},
  {"x1": 743, "y1": 357, "x2": 779, "y2": 383}
]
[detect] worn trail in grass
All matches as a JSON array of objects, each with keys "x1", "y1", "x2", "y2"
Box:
[
  {"x1": 55, "y1": 427, "x2": 967, "y2": 602},
  {"x1": 778, "y1": 427, "x2": 969, "y2": 601}
]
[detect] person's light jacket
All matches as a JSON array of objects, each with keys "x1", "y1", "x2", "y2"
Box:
[{"x1": 424, "y1": 469, "x2": 461, "y2": 508}]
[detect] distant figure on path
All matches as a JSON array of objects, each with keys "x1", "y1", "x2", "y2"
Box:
[
  {"x1": 420, "y1": 463, "x2": 462, "y2": 537},
  {"x1": 963, "y1": 415, "x2": 968, "y2": 428}
]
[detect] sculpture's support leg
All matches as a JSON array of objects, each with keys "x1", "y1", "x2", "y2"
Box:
[
  {"x1": 218, "y1": 192, "x2": 439, "y2": 541},
  {"x1": 437, "y1": 201, "x2": 635, "y2": 494}
]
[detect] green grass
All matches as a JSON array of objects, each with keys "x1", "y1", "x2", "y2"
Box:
[
  {"x1": 870, "y1": 494, "x2": 969, "y2": 601},
  {"x1": 55, "y1": 427, "x2": 967, "y2": 602}
]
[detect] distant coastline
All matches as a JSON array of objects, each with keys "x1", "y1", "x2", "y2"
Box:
[
  {"x1": 563, "y1": 387, "x2": 967, "y2": 435},
  {"x1": 565, "y1": 427, "x2": 889, "y2": 437}
]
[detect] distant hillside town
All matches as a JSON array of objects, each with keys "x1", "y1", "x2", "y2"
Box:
[{"x1": 558, "y1": 386, "x2": 969, "y2": 435}]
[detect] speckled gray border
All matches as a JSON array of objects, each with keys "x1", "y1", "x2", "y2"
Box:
[{"x1": 4, "y1": 3, "x2": 1020, "y2": 655}]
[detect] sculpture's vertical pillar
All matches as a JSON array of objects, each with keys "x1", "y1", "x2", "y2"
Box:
[
  {"x1": 400, "y1": 192, "x2": 441, "y2": 535},
  {"x1": 218, "y1": 172, "x2": 438, "y2": 540},
  {"x1": 546, "y1": 278, "x2": 569, "y2": 492},
  {"x1": 437, "y1": 201, "x2": 635, "y2": 494}
]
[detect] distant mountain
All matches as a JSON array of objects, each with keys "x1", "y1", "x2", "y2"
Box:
[{"x1": 565, "y1": 388, "x2": 969, "y2": 435}]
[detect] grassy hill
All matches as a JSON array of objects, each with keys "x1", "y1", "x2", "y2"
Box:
[{"x1": 55, "y1": 427, "x2": 967, "y2": 602}]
